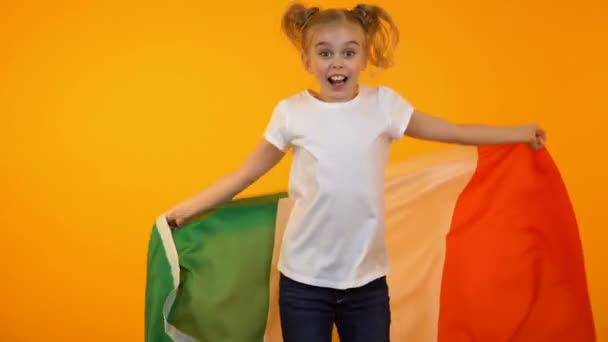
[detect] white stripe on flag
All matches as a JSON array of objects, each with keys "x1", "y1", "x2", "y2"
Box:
[{"x1": 155, "y1": 215, "x2": 199, "y2": 342}]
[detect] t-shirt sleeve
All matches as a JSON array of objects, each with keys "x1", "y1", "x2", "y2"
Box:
[
  {"x1": 380, "y1": 86, "x2": 415, "y2": 141},
  {"x1": 263, "y1": 101, "x2": 292, "y2": 152}
]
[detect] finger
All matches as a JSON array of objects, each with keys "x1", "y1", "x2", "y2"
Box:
[
  {"x1": 531, "y1": 138, "x2": 539, "y2": 150},
  {"x1": 536, "y1": 131, "x2": 544, "y2": 139}
]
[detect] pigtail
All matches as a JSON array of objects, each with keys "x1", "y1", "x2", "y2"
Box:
[
  {"x1": 351, "y1": 4, "x2": 399, "y2": 69},
  {"x1": 281, "y1": 3, "x2": 320, "y2": 51}
]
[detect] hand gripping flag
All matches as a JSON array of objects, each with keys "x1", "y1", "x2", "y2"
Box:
[{"x1": 145, "y1": 144, "x2": 596, "y2": 342}]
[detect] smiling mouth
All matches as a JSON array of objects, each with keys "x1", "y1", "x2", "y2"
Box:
[{"x1": 328, "y1": 75, "x2": 348, "y2": 85}]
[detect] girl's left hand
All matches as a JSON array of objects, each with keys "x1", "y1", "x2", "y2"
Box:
[{"x1": 522, "y1": 124, "x2": 546, "y2": 150}]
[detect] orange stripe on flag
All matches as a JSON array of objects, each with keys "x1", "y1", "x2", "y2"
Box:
[{"x1": 438, "y1": 145, "x2": 596, "y2": 341}]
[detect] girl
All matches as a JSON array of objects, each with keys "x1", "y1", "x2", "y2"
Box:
[{"x1": 165, "y1": 3, "x2": 546, "y2": 342}]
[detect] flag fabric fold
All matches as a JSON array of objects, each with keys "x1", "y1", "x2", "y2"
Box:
[{"x1": 145, "y1": 145, "x2": 595, "y2": 341}]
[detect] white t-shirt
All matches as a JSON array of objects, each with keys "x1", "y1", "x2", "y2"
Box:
[{"x1": 264, "y1": 84, "x2": 415, "y2": 289}]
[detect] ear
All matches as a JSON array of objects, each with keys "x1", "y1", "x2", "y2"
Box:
[{"x1": 301, "y1": 51, "x2": 313, "y2": 74}]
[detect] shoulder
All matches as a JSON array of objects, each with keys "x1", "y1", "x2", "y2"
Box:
[
  {"x1": 358, "y1": 84, "x2": 406, "y2": 104},
  {"x1": 272, "y1": 89, "x2": 312, "y2": 113},
  {"x1": 366, "y1": 85, "x2": 413, "y2": 110},
  {"x1": 372, "y1": 85, "x2": 405, "y2": 102}
]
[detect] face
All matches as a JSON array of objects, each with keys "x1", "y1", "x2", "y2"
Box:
[{"x1": 302, "y1": 22, "x2": 368, "y2": 102}]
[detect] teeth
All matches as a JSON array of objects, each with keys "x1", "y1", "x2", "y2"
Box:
[{"x1": 330, "y1": 75, "x2": 346, "y2": 81}]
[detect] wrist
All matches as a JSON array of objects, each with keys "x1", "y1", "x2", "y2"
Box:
[
  {"x1": 514, "y1": 126, "x2": 530, "y2": 143},
  {"x1": 181, "y1": 201, "x2": 198, "y2": 220}
]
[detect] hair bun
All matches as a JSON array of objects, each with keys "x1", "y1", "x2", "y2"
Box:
[
  {"x1": 286, "y1": 4, "x2": 319, "y2": 32},
  {"x1": 351, "y1": 4, "x2": 376, "y2": 31}
]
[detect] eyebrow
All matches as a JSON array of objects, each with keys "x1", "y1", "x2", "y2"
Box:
[{"x1": 314, "y1": 40, "x2": 361, "y2": 48}]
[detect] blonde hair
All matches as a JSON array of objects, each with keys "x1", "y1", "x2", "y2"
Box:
[{"x1": 281, "y1": 3, "x2": 399, "y2": 70}]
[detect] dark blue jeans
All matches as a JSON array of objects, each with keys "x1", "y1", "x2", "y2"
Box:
[{"x1": 279, "y1": 273, "x2": 391, "y2": 342}]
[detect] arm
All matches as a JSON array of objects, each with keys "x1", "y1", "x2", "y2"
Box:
[
  {"x1": 404, "y1": 110, "x2": 546, "y2": 149},
  {"x1": 165, "y1": 139, "x2": 286, "y2": 228}
]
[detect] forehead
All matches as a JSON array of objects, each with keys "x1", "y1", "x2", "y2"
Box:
[{"x1": 308, "y1": 23, "x2": 365, "y2": 47}]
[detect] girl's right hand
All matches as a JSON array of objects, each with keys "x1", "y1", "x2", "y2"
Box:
[{"x1": 165, "y1": 204, "x2": 191, "y2": 229}]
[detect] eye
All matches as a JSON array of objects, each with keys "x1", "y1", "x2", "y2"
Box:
[
  {"x1": 318, "y1": 50, "x2": 332, "y2": 58},
  {"x1": 344, "y1": 50, "x2": 356, "y2": 58}
]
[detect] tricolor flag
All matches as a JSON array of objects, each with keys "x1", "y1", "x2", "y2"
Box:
[{"x1": 145, "y1": 144, "x2": 596, "y2": 341}]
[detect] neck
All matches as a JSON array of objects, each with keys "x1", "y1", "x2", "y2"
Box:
[{"x1": 311, "y1": 84, "x2": 360, "y2": 103}]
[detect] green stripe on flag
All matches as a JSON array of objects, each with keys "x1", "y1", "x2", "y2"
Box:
[{"x1": 145, "y1": 192, "x2": 288, "y2": 342}]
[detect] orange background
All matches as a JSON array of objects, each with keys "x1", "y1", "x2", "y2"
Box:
[{"x1": 1, "y1": 0, "x2": 606, "y2": 341}]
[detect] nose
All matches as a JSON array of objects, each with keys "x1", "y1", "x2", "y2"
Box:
[{"x1": 330, "y1": 57, "x2": 344, "y2": 69}]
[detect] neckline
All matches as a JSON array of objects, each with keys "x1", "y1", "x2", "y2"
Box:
[{"x1": 304, "y1": 84, "x2": 366, "y2": 108}]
